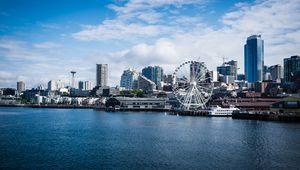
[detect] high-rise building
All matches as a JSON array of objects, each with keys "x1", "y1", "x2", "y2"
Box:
[
  {"x1": 79, "y1": 80, "x2": 92, "y2": 90},
  {"x1": 96, "y1": 64, "x2": 108, "y2": 87},
  {"x1": 142, "y1": 66, "x2": 163, "y2": 85},
  {"x1": 210, "y1": 71, "x2": 218, "y2": 82},
  {"x1": 244, "y1": 35, "x2": 264, "y2": 83},
  {"x1": 269, "y1": 64, "x2": 283, "y2": 82},
  {"x1": 226, "y1": 60, "x2": 238, "y2": 78},
  {"x1": 78, "y1": 81, "x2": 84, "y2": 90},
  {"x1": 120, "y1": 69, "x2": 139, "y2": 90},
  {"x1": 84, "y1": 81, "x2": 93, "y2": 90},
  {"x1": 17, "y1": 81, "x2": 25, "y2": 93},
  {"x1": 190, "y1": 62, "x2": 206, "y2": 81},
  {"x1": 163, "y1": 74, "x2": 173, "y2": 85},
  {"x1": 217, "y1": 60, "x2": 238, "y2": 78},
  {"x1": 263, "y1": 65, "x2": 270, "y2": 81},
  {"x1": 284, "y1": 55, "x2": 300, "y2": 83},
  {"x1": 48, "y1": 80, "x2": 64, "y2": 91}
]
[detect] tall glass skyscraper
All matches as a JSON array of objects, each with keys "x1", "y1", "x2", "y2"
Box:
[
  {"x1": 142, "y1": 66, "x2": 163, "y2": 85},
  {"x1": 244, "y1": 35, "x2": 264, "y2": 83}
]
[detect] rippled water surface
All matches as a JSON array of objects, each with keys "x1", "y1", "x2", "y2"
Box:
[{"x1": 0, "y1": 107, "x2": 299, "y2": 169}]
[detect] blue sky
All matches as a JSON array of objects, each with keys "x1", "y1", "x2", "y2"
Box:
[{"x1": 0, "y1": 0, "x2": 299, "y2": 88}]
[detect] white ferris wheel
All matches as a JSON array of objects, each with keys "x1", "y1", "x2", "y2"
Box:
[{"x1": 172, "y1": 61, "x2": 214, "y2": 110}]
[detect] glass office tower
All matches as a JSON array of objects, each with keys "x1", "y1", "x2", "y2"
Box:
[
  {"x1": 142, "y1": 66, "x2": 163, "y2": 85},
  {"x1": 244, "y1": 35, "x2": 264, "y2": 83}
]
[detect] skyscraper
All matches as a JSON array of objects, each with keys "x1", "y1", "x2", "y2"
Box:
[
  {"x1": 79, "y1": 80, "x2": 92, "y2": 90},
  {"x1": 17, "y1": 81, "x2": 25, "y2": 93},
  {"x1": 217, "y1": 60, "x2": 237, "y2": 79},
  {"x1": 244, "y1": 35, "x2": 264, "y2": 83},
  {"x1": 84, "y1": 81, "x2": 93, "y2": 90},
  {"x1": 48, "y1": 80, "x2": 64, "y2": 91},
  {"x1": 269, "y1": 64, "x2": 283, "y2": 82},
  {"x1": 284, "y1": 55, "x2": 300, "y2": 83},
  {"x1": 96, "y1": 64, "x2": 108, "y2": 87},
  {"x1": 120, "y1": 69, "x2": 139, "y2": 90},
  {"x1": 225, "y1": 60, "x2": 238, "y2": 78},
  {"x1": 78, "y1": 81, "x2": 84, "y2": 90},
  {"x1": 142, "y1": 66, "x2": 163, "y2": 85}
]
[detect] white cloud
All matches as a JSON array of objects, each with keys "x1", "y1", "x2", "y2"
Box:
[
  {"x1": 97, "y1": 0, "x2": 300, "y2": 86},
  {"x1": 0, "y1": 71, "x2": 14, "y2": 79},
  {"x1": 34, "y1": 42, "x2": 62, "y2": 49},
  {"x1": 72, "y1": 0, "x2": 208, "y2": 41},
  {"x1": 73, "y1": 20, "x2": 171, "y2": 41},
  {"x1": 0, "y1": 38, "x2": 44, "y2": 61},
  {"x1": 108, "y1": 0, "x2": 207, "y2": 14},
  {"x1": 2, "y1": 0, "x2": 300, "y2": 88},
  {"x1": 0, "y1": 38, "x2": 95, "y2": 88}
]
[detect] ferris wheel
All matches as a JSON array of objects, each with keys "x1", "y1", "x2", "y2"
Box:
[{"x1": 172, "y1": 61, "x2": 213, "y2": 110}]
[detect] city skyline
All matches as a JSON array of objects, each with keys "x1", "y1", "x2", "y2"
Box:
[{"x1": 0, "y1": 0, "x2": 300, "y2": 88}]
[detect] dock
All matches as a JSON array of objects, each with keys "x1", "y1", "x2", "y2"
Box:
[
  {"x1": 232, "y1": 111, "x2": 300, "y2": 122},
  {"x1": 170, "y1": 109, "x2": 209, "y2": 116}
]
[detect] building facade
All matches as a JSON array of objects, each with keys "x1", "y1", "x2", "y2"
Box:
[
  {"x1": 17, "y1": 81, "x2": 25, "y2": 93},
  {"x1": 96, "y1": 64, "x2": 108, "y2": 87},
  {"x1": 217, "y1": 60, "x2": 238, "y2": 79},
  {"x1": 138, "y1": 75, "x2": 156, "y2": 92},
  {"x1": 284, "y1": 55, "x2": 300, "y2": 83},
  {"x1": 142, "y1": 66, "x2": 163, "y2": 85},
  {"x1": 84, "y1": 81, "x2": 93, "y2": 90},
  {"x1": 244, "y1": 35, "x2": 264, "y2": 83},
  {"x1": 269, "y1": 64, "x2": 283, "y2": 82},
  {"x1": 78, "y1": 80, "x2": 92, "y2": 90},
  {"x1": 237, "y1": 74, "x2": 245, "y2": 81},
  {"x1": 105, "y1": 97, "x2": 171, "y2": 110},
  {"x1": 120, "y1": 69, "x2": 139, "y2": 90},
  {"x1": 78, "y1": 81, "x2": 84, "y2": 90},
  {"x1": 163, "y1": 74, "x2": 173, "y2": 85},
  {"x1": 48, "y1": 80, "x2": 64, "y2": 91}
]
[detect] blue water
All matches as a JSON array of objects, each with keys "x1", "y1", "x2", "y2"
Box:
[{"x1": 0, "y1": 107, "x2": 299, "y2": 169}]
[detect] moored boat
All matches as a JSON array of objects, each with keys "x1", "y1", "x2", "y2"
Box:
[{"x1": 208, "y1": 105, "x2": 239, "y2": 116}]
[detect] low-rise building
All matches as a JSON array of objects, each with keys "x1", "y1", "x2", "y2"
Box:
[
  {"x1": 105, "y1": 97, "x2": 171, "y2": 110},
  {"x1": 0, "y1": 88, "x2": 17, "y2": 96},
  {"x1": 138, "y1": 75, "x2": 156, "y2": 92},
  {"x1": 271, "y1": 96, "x2": 300, "y2": 113}
]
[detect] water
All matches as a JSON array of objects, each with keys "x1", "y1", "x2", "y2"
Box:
[{"x1": 0, "y1": 107, "x2": 299, "y2": 169}]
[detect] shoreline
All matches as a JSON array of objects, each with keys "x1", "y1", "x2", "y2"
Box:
[
  {"x1": 1, "y1": 104, "x2": 299, "y2": 122},
  {"x1": 0, "y1": 104, "x2": 93, "y2": 109}
]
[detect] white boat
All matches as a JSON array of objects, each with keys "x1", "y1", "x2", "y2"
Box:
[{"x1": 208, "y1": 105, "x2": 239, "y2": 116}]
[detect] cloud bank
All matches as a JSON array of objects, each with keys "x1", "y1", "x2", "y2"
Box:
[
  {"x1": 1, "y1": 0, "x2": 300, "y2": 88},
  {"x1": 72, "y1": 0, "x2": 300, "y2": 85}
]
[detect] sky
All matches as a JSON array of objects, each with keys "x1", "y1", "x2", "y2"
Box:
[{"x1": 0, "y1": 0, "x2": 299, "y2": 88}]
